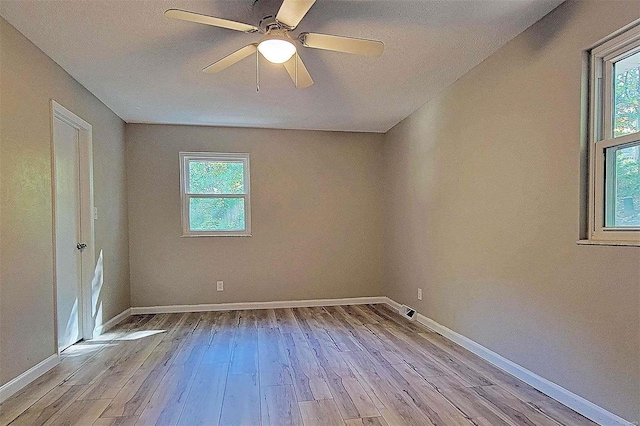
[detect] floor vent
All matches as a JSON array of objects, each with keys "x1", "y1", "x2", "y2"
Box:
[{"x1": 401, "y1": 305, "x2": 417, "y2": 321}]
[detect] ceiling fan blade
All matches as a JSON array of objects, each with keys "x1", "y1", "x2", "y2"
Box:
[
  {"x1": 165, "y1": 9, "x2": 259, "y2": 33},
  {"x1": 203, "y1": 44, "x2": 258, "y2": 73},
  {"x1": 276, "y1": 0, "x2": 316, "y2": 30},
  {"x1": 283, "y1": 54, "x2": 313, "y2": 88},
  {"x1": 300, "y1": 33, "x2": 384, "y2": 57}
]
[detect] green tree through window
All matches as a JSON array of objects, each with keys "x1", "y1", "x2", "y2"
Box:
[
  {"x1": 612, "y1": 54, "x2": 640, "y2": 226},
  {"x1": 188, "y1": 161, "x2": 244, "y2": 194},
  {"x1": 181, "y1": 153, "x2": 250, "y2": 235}
]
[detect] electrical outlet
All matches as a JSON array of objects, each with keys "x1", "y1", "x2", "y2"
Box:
[
  {"x1": 417, "y1": 288, "x2": 422, "y2": 300},
  {"x1": 216, "y1": 281, "x2": 223, "y2": 291}
]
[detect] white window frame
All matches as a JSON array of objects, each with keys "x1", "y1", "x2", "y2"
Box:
[
  {"x1": 587, "y1": 24, "x2": 640, "y2": 245},
  {"x1": 180, "y1": 152, "x2": 251, "y2": 237}
]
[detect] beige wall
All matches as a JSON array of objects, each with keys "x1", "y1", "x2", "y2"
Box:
[
  {"x1": 0, "y1": 17, "x2": 130, "y2": 386},
  {"x1": 383, "y1": 1, "x2": 640, "y2": 422},
  {"x1": 126, "y1": 124, "x2": 384, "y2": 307}
]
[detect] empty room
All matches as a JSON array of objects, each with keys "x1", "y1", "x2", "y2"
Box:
[{"x1": 0, "y1": 0, "x2": 639, "y2": 425}]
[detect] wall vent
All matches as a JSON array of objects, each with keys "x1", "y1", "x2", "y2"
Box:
[{"x1": 401, "y1": 305, "x2": 417, "y2": 321}]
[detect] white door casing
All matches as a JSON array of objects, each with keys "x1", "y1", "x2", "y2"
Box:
[{"x1": 51, "y1": 101, "x2": 95, "y2": 352}]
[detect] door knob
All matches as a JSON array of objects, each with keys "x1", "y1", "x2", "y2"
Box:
[{"x1": 76, "y1": 243, "x2": 87, "y2": 252}]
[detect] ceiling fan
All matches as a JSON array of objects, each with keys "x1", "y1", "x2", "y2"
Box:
[{"x1": 165, "y1": 0, "x2": 384, "y2": 89}]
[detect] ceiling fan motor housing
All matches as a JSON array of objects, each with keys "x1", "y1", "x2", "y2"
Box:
[{"x1": 253, "y1": 0, "x2": 284, "y2": 32}]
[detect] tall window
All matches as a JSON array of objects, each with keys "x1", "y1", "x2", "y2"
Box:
[
  {"x1": 180, "y1": 152, "x2": 251, "y2": 236},
  {"x1": 588, "y1": 25, "x2": 640, "y2": 244}
]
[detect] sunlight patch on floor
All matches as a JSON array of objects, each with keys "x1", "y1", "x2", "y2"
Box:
[
  {"x1": 61, "y1": 342, "x2": 115, "y2": 357},
  {"x1": 113, "y1": 330, "x2": 166, "y2": 341}
]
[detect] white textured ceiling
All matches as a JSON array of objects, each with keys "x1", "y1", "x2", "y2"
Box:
[{"x1": 0, "y1": 0, "x2": 563, "y2": 132}]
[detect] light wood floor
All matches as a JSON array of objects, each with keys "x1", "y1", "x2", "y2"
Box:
[{"x1": 0, "y1": 304, "x2": 595, "y2": 426}]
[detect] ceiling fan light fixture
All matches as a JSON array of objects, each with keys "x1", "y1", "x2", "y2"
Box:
[{"x1": 258, "y1": 36, "x2": 296, "y2": 64}]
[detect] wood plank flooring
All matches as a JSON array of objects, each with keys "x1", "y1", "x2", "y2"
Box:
[{"x1": 0, "y1": 304, "x2": 596, "y2": 426}]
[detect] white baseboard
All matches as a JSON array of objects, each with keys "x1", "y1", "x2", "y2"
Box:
[
  {"x1": 131, "y1": 296, "x2": 387, "y2": 315},
  {"x1": 383, "y1": 297, "x2": 403, "y2": 312},
  {"x1": 382, "y1": 297, "x2": 634, "y2": 426},
  {"x1": 93, "y1": 308, "x2": 131, "y2": 336},
  {"x1": 0, "y1": 354, "x2": 59, "y2": 404}
]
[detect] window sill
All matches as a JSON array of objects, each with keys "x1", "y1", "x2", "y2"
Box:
[
  {"x1": 181, "y1": 233, "x2": 252, "y2": 238},
  {"x1": 576, "y1": 239, "x2": 640, "y2": 247}
]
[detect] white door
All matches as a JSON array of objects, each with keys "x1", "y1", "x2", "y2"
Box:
[{"x1": 54, "y1": 116, "x2": 83, "y2": 352}]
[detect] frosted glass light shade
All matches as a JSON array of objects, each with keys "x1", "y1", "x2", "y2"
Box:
[{"x1": 258, "y1": 38, "x2": 296, "y2": 64}]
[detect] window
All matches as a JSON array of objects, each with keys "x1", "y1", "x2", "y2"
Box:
[
  {"x1": 588, "y1": 25, "x2": 640, "y2": 245},
  {"x1": 180, "y1": 152, "x2": 251, "y2": 236}
]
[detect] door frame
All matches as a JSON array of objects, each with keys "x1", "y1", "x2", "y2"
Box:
[{"x1": 51, "y1": 100, "x2": 96, "y2": 352}]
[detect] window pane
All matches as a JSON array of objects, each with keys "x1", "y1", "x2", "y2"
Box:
[
  {"x1": 613, "y1": 51, "x2": 640, "y2": 138},
  {"x1": 189, "y1": 197, "x2": 245, "y2": 231},
  {"x1": 188, "y1": 161, "x2": 244, "y2": 194},
  {"x1": 605, "y1": 143, "x2": 640, "y2": 227}
]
